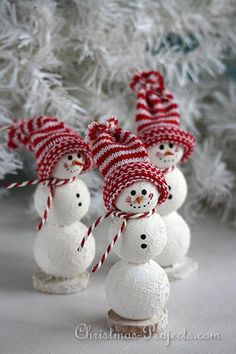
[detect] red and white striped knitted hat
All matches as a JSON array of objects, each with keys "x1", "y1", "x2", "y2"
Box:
[
  {"x1": 130, "y1": 71, "x2": 196, "y2": 163},
  {"x1": 87, "y1": 117, "x2": 168, "y2": 211},
  {"x1": 7, "y1": 116, "x2": 93, "y2": 180}
]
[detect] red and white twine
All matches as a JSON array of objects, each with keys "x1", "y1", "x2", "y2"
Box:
[
  {"x1": 78, "y1": 208, "x2": 156, "y2": 273},
  {"x1": 5, "y1": 176, "x2": 77, "y2": 230},
  {"x1": 37, "y1": 185, "x2": 55, "y2": 231},
  {"x1": 162, "y1": 166, "x2": 175, "y2": 174}
]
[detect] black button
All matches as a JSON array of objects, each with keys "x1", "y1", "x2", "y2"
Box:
[
  {"x1": 140, "y1": 234, "x2": 146, "y2": 240},
  {"x1": 141, "y1": 244, "x2": 147, "y2": 249},
  {"x1": 159, "y1": 144, "x2": 164, "y2": 150},
  {"x1": 131, "y1": 190, "x2": 136, "y2": 196},
  {"x1": 142, "y1": 189, "x2": 147, "y2": 195},
  {"x1": 168, "y1": 194, "x2": 173, "y2": 200},
  {"x1": 67, "y1": 155, "x2": 73, "y2": 160},
  {"x1": 76, "y1": 193, "x2": 80, "y2": 198},
  {"x1": 78, "y1": 202, "x2": 82, "y2": 206}
]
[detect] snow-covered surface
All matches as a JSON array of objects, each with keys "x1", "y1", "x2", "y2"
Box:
[{"x1": 0, "y1": 189, "x2": 235, "y2": 354}]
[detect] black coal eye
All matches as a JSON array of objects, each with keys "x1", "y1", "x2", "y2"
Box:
[
  {"x1": 159, "y1": 144, "x2": 164, "y2": 150},
  {"x1": 68, "y1": 155, "x2": 73, "y2": 160},
  {"x1": 169, "y1": 143, "x2": 174, "y2": 148},
  {"x1": 77, "y1": 153, "x2": 81, "y2": 158},
  {"x1": 131, "y1": 190, "x2": 136, "y2": 196},
  {"x1": 142, "y1": 189, "x2": 147, "y2": 195}
]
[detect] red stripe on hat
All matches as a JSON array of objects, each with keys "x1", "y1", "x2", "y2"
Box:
[
  {"x1": 92, "y1": 136, "x2": 116, "y2": 156},
  {"x1": 31, "y1": 122, "x2": 65, "y2": 145},
  {"x1": 35, "y1": 132, "x2": 77, "y2": 160},
  {"x1": 137, "y1": 120, "x2": 179, "y2": 133},
  {"x1": 136, "y1": 108, "x2": 180, "y2": 121},
  {"x1": 151, "y1": 103, "x2": 178, "y2": 113},
  {"x1": 95, "y1": 142, "x2": 145, "y2": 167},
  {"x1": 101, "y1": 151, "x2": 148, "y2": 177}
]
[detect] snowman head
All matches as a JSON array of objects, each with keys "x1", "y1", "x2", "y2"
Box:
[
  {"x1": 115, "y1": 181, "x2": 159, "y2": 214},
  {"x1": 52, "y1": 152, "x2": 85, "y2": 179},
  {"x1": 148, "y1": 142, "x2": 184, "y2": 169}
]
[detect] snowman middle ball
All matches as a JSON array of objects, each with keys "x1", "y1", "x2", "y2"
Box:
[
  {"x1": 105, "y1": 259, "x2": 170, "y2": 320},
  {"x1": 109, "y1": 213, "x2": 166, "y2": 263},
  {"x1": 155, "y1": 167, "x2": 187, "y2": 216},
  {"x1": 110, "y1": 181, "x2": 167, "y2": 263},
  {"x1": 34, "y1": 178, "x2": 90, "y2": 226}
]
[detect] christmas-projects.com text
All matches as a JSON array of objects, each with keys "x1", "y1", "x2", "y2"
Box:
[{"x1": 75, "y1": 323, "x2": 221, "y2": 345}]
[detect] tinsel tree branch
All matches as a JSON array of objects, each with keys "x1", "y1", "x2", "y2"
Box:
[{"x1": 0, "y1": 0, "x2": 236, "y2": 225}]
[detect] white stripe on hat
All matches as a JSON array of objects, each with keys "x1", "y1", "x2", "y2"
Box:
[
  {"x1": 99, "y1": 146, "x2": 147, "y2": 173},
  {"x1": 105, "y1": 157, "x2": 148, "y2": 177}
]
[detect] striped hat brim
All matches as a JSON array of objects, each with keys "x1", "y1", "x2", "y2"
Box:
[
  {"x1": 103, "y1": 162, "x2": 169, "y2": 211},
  {"x1": 38, "y1": 138, "x2": 93, "y2": 180},
  {"x1": 139, "y1": 125, "x2": 196, "y2": 163}
]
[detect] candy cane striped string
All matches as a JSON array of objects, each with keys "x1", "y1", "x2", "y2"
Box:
[
  {"x1": 78, "y1": 210, "x2": 114, "y2": 251},
  {"x1": 5, "y1": 179, "x2": 41, "y2": 189},
  {"x1": 78, "y1": 208, "x2": 156, "y2": 273},
  {"x1": 5, "y1": 176, "x2": 77, "y2": 190},
  {"x1": 162, "y1": 166, "x2": 175, "y2": 174},
  {"x1": 91, "y1": 217, "x2": 127, "y2": 273},
  {"x1": 37, "y1": 185, "x2": 55, "y2": 231},
  {"x1": 5, "y1": 176, "x2": 77, "y2": 229}
]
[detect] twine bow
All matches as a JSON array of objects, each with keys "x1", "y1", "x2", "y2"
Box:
[
  {"x1": 78, "y1": 208, "x2": 156, "y2": 273},
  {"x1": 5, "y1": 176, "x2": 77, "y2": 230}
]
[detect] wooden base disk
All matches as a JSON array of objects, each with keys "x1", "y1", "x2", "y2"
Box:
[
  {"x1": 107, "y1": 308, "x2": 168, "y2": 337},
  {"x1": 164, "y1": 256, "x2": 198, "y2": 281},
  {"x1": 32, "y1": 270, "x2": 89, "y2": 295}
]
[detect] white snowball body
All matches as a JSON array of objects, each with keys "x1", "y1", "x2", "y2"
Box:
[
  {"x1": 156, "y1": 167, "x2": 187, "y2": 216},
  {"x1": 34, "y1": 221, "x2": 95, "y2": 278},
  {"x1": 154, "y1": 167, "x2": 190, "y2": 267},
  {"x1": 105, "y1": 259, "x2": 170, "y2": 320},
  {"x1": 109, "y1": 213, "x2": 167, "y2": 263},
  {"x1": 34, "y1": 178, "x2": 90, "y2": 226},
  {"x1": 155, "y1": 211, "x2": 190, "y2": 267}
]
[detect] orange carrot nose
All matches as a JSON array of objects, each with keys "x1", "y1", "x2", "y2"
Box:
[
  {"x1": 135, "y1": 196, "x2": 144, "y2": 204},
  {"x1": 164, "y1": 151, "x2": 175, "y2": 156},
  {"x1": 72, "y1": 160, "x2": 84, "y2": 166}
]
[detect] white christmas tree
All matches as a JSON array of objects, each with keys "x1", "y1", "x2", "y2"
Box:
[{"x1": 0, "y1": 0, "x2": 235, "y2": 224}]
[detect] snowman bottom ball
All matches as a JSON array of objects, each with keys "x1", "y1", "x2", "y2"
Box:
[
  {"x1": 105, "y1": 260, "x2": 169, "y2": 320},
  {"x1": 155, "y1": 211, "x2": 190, "y2": 267},
  {"x1": 34, "y1": 221, "x2": 95, "y2": 278}
]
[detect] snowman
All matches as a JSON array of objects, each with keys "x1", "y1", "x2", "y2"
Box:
[
  {"x1": 131, "y1": 71, "x2": 197, "y2": 279},
  {"x1": 80, "y1": 118, "x2": 170, "y2": 336},
  {"x1": 6, "y1": 116, "x2": 95, "y2": 294}
]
